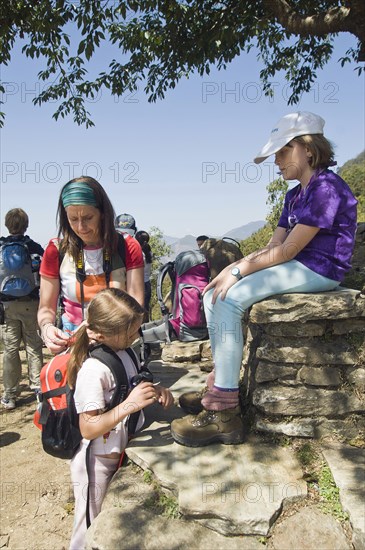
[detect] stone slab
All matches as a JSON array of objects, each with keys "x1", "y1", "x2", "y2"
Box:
[
  {"x1": 126, "y1": 363, "x2": 307, "y2": 536},
  {"x1": 86, "y1": 463, "x2": 263, "y2": 550},
  {"x1": 271, "y1": 506, "x2": 352, "y2": 550},
  {"x1": 322, "y1": 444, "x2": 365, "y2": 550},
  {"x1": 256, "y1": 344, "x2": 357, "y2": 365},
  {"x1": 161, "y1": 341, "x2": 202, "y2": 363},
  {"x1": 249, "y1": 289, "x2": 364, "y2": 323},
  {"x1": 253, "y1": 387, "x2": 363, "y2": 417},
  {"x1": 255, "y1": 417, "x2": 315, "y2": 438},
  {"x1": 86, "y1": 509, "x2": 264, "y2": 550},
  {"x1": 89, "y1": 359, "x2": 363, "y2": 548}
]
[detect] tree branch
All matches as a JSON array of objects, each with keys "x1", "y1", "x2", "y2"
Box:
[{"x1": 264, "y1": 0, "x2": 365, "y2": 60}]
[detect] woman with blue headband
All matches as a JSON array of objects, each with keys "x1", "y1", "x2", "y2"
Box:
[{"x1": 37, "y1": 177, "x2": 144, "y2": 353}]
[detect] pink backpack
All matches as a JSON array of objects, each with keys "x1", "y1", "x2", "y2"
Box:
[{"x1": 156, "y1": 250, "x2": 209, "y2": 342}]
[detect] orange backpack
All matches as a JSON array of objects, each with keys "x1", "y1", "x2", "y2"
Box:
[{"x1": 33, "y1": 345, "x2": 143, "y2": 459}]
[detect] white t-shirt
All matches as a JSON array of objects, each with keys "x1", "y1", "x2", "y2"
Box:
[{"x1": 74, "y1": 349, "x2": 145, "y2": 455}]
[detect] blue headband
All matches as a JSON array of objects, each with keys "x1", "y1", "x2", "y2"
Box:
[{"x1": 61, "y1": 181, "x2": 98, "y2": 208}]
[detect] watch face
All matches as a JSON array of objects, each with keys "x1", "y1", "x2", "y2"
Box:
[{"x1": 232, "y1": 267, "x2": 239, "y2": 276}]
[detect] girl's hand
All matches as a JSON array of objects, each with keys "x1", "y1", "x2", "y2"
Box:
[
  {"x1": 41, "y1": 324, "x2": 70, "y2": 354},
  {"x1": 123, "y1": 381, "x2": 157, "y2": 414},
  {"x1": 155, "y1": 386, "x2": 174, "y2": 409},
  {"x1": 203, "y1": 267, "x2": 238, "y2": 304}
]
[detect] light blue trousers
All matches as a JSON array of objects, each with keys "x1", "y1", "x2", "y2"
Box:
[{"x1": 203, "y1": 260, "x2": 340, "y2": 389}]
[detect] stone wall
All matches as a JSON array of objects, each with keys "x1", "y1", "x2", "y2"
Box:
[
  {"x1": 343, "y1": 222, "x2": 365, "y2": 291},
  {"x1": 242, "y1": 289, "x2": 365, "y2": 439},
  {"x1": 160, "y1": 224, "x2": 365, "y2": 441}
]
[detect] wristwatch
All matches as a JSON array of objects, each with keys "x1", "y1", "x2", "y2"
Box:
[{"x1": 231, "y1": 266, "x2": 242, "y2": 281}]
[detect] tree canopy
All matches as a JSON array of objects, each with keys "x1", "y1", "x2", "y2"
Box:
[{"x1": 1, "y1": 1, "x2": 364, "y2": 126}]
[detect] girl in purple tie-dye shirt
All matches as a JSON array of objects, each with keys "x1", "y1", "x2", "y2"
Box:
[{"x1": 171, "y1": 111, "x2": 357, "y2": 448}]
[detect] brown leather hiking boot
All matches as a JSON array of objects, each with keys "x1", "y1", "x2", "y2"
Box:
[
  {"x1": 178, "y1": 387, "x2": 207, "y2": 415},
  {"x1": 170, "y1": 406, "x2": 245, "y2": 447}
]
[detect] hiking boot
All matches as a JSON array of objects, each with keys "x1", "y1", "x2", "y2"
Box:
[
  {"x1": 178, "y1": 387, "x2": 207, "y2": 415},
  {"x1": 1, "y1": 396, "x2": 16, "y2": 410},
  {"x1": 170, "y1": 406, "x2": 245, "y2": 447}
]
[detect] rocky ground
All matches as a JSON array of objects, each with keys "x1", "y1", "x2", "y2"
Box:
[
  {"x1": 0, "y1": 349, "x2": 363, "y2": 550},
  {"x1": 0, "y1": 350, "x2": 74, "y2": 549}
]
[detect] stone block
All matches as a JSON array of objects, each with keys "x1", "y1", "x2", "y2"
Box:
[
  {"x1": 346, "y1": 367, "x2": 365, "y2": 388},
  {"x1": 298, "y1": 366, "x2": 342, "y2": 387},
  {"x1": 254, "y1": 417, "x2": 315, "y2": 438},
  {"x1": 332, "y1": 319, "x2": 365, "y2": 335},
  {"x1": 256, "y1": 343, "x2": 358, "y2": 365},
  {"x1": 250, "y1": 289, "x2": 364, "y2": 324},
  {"x1": 200, "y1": 340, "x2": 213, "y2": 360},
  {"x1": 315, "y1": 416, "x2": 365, "y2": 439},
  {"x1": 260, "y1": 321, "x2": 325, "y2": 337},
  {"x1": 161, "y1": 341, "x2": 201, "y2": 363},
  {"x1": 255, "y1": 362, "x2": 298, "y2": 383},
  {"x1": 252, "y1": 387, "x2": 364, "y2": 417}
]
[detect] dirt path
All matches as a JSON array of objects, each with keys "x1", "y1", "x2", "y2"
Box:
[{"x1": 0, "y1": 351, "x2": 74, "y2": 550}]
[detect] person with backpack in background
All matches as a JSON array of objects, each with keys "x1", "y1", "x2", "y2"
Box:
[
  {"x1": 115, "y1": 212, "x2": 137, "y2": 237},
  {"x1": 0, "y1": 208, "x2": 44, "y2": 409},
  {"x1": 171, "y1": 111, "x2": 357, "y2": 447},
  {"x1": 196, "y1": 235, "x2": 209, "y2": 249},
  {"x1": 67, "y1": 288, "x2": 173, "y2": 549},
  {"x1": 37, "y1": 177, "x2": 144, "y2": 354},
  {"x1": 135, "y1": 230, "x2": 153, "y2": 321}
]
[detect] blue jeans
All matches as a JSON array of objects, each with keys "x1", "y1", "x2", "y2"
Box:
[{"x1": 203, "y1": 260, "x2": 340, "y2": 389}]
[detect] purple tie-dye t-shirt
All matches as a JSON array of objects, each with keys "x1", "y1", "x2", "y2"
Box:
[{"x1": 278, "y1": 169, "x2": 357, "y2": 282}]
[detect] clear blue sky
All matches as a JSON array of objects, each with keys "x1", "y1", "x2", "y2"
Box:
[{"x1": 1, "y1": 33, "x2": 364, "y2": 246}]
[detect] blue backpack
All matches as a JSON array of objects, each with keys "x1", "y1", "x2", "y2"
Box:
[{"x1": 0, "y1": 237, "x2": 38, "y2": 298}]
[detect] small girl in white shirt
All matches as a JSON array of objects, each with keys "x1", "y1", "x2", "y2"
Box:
[{"x1": 67, "y1": 288, "x2": 173, "y2": 549}]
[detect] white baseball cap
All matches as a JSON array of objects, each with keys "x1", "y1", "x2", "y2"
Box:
[{"x1": 254, "y1": 111, "x2": 325, "y2": 164}]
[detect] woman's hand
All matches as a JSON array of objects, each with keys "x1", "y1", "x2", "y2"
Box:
[{"x1": 41, "y1": 323, "x2": 70, "y2": 354}]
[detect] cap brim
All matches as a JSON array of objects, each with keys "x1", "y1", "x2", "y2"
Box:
[
  {"x1": 254, "y1": 135, "x2": 295, "y2": 164},
  {"x1": 120, "y1": 228, "x2": 135, "y2": 236}
]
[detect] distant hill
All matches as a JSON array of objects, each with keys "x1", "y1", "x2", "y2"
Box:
[
  {"x1": 223, "y1": 220, "x2": 266, "y2": 241},
  {"x1": 163, "y1": 221, "x2": 265, "y2": 260}
]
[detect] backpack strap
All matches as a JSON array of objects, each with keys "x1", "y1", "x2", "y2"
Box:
[
  {"x1": 37, "y1": 385, "x2": 69, "y2": 425},
  {"x1": 156, "y1": 261, "x2": 175, "y2": 316},
  {"x1": 222, "y1": 237, "x2": 241, "y2": 249},
  {"x1": 103, "y1": 233, "x2": 125, "y2": 287},
  {"x1": 116, "y1": 232, "x2": 126, "y2": 266},
  {"x1": 58, "y1": 234, "x2": 126, "y2": 321},
  {"x1": 124, "y1": 347, "x2": 150, "y2": 433},
  {"x1": 89, "y1": 344, "x2": 129, "y2": 406}
]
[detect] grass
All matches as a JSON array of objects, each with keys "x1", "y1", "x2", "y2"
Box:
[
  {"x1": 295, "y1": 441, "x2": 349, "y2": 522},
  {"x1": 318, "y1": 465, "x2": 349, "y2": 522},
  {"x1": 296, "y1": 441, "x2": 319, "y2": 467},
  {"x1": 143, "y1": 469, "x2": 181, "y2": 520}
]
